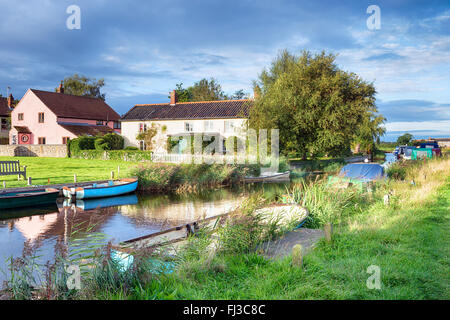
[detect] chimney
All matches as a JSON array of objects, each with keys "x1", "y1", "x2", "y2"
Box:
[
  {"x1": 57, "y1": 81, "x2": 64, "y2": 94},
  {"x1": 253, "y1": 85, "x2": 261, "y2": 100},
  {"x1": 7, "y1": 94, "x2": 13, "y2": 108},
  {"x1": 170, "y1": 90, "x2": 177, "y2": 105}
]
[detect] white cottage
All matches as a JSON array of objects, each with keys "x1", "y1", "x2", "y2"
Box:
[{"x1": 120, "y1": 90, "x2": 252, "y2": 154}]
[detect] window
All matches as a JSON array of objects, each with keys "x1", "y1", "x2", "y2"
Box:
[
  {"x1": 38, "y1": 113, "x2": 45, "y2": 123},
  {"x1": 224, "y1": 121, "x2": 234, "y2": 133},
  {"x1": 38, "y1": 137, "x2": 46, "y2": 145},
  {"x1": 204, "y1": 120, "x2": 214, "y2": 131},
  {"x1": 18, "y1": 113, "x2": 24, "y2": 121},
  {"x1": 1, "y1": 118, "x2": 7, "y2": 131},
  {"x1": 96, "y1": 120, "x2": 103, "y2": 126},
  {"x1": 62, "y1": 137, "x2": 70, "y2": 145},
  {"x1": 139, "y1": 140, "x2": 146, "y2": 151},
  {"x1": 139, "y1": 123, "x2": 147, "y2": 132},
  {"x1": 185, "y1": 122, "x2": 194, "y2": 132},
  {"x1": 114, "y1": 121, "x2": 121, "y2": 129}
]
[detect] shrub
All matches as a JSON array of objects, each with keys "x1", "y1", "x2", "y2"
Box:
[{"x1": 124, "y1": 146, "x2": 139, "y2": 151}]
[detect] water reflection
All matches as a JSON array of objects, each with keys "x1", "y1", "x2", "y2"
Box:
[{"x1": 0, "y1": 189, "x2": 247, "y2": 285}]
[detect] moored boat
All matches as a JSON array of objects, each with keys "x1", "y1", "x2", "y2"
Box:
[
  {"x1": 0, "y1": 188, "x2": 60, "y2": 210},
  {"x1": 244, "y1": 171, "x2": 290, "y2": 183},
  {"x1": 62, "y1": 178, "x2": 138, "y2": 200}
]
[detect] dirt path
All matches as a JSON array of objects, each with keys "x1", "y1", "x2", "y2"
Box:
[{"x1": 257, "y1": 228, "x2": 324, "y2": 260}]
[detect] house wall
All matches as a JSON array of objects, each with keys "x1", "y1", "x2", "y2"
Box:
[
  {"x1": 121, "y1": 118, "x2": 248, "y2": 153},
  {"x1": 9, "y1": 90, "x2": 77, "y2": 145}
]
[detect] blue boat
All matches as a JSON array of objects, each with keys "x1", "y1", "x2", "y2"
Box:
[{"x1": 63, "y1": 178, "x2": 138, "y2": 200}]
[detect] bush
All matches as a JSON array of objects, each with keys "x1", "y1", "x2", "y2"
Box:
[
  {"x1": 124, "y1": 146, "x2": 139, "y2": 151},
  {"x1": 70, "y1": 149, "x2": 153, "y2": 161}
]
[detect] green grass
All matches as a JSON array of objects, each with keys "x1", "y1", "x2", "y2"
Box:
[{"x1": 0, "y1": 156, "x2": 136, "y2": 188}]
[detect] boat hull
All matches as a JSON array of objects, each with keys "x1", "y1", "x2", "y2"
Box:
[
  {"x1": 74, "y1": 179, "x2": 138, "y2": 200},
  {"x1": 244, "y1": 171, "x2": 291, "y2": 183},
  {"x1": 0, "y1": 189, "x2": 60, "y2": 210}
]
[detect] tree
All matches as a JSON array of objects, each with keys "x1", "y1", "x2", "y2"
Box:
[
  {"x1": 230, "y1": 89, "x2": 247, "y2": 100},
  {"x1": 57, "y1": 74, "x2": 106, "y2": 100},
  {"x1": 249, "y1": 50, "x2": 385, "y2": 159},
  {"x1": 397, "y1": 133, "x2": 413, "y2": 145},
  {"x1": 171, "y1": 83, "x2": 193, "y2": 102},
  {"x1": 189, "y1": 78, "x2": 226, "y2": 101}
]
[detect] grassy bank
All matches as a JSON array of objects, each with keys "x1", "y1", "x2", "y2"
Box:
[{"x1": 0, "y1": 156, "x2": 135, "y2": 188}]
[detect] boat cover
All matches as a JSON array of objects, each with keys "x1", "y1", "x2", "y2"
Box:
[
  {"x1": 411, "y1": 148, "x2": 433, "y2": 160},
  {"x1": 339, "y1": 163, "x2": 385, "y2": 182}
]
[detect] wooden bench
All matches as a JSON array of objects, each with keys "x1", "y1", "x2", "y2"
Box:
[{"x1": 0, "y1": 161, "x2": 27, "y2": 180}]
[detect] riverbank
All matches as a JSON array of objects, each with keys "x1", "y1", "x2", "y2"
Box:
[{"x1": 138, "y1": 158, "x2": 449, "y2": 299}]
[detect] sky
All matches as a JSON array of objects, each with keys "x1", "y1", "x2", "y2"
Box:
[{"x1": 0, "y1": 0, "x2": 449, "y2": 141}]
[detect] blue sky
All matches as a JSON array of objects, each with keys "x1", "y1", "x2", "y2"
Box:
[{"x1": 0, "y1": 0, "x2": 449, "y2": 141}]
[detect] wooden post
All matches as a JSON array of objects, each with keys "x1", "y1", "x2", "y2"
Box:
[
  {"x1": 117, "y1": 166, "x2": 120, "y2": 178},
  {"x1": 74, "y1": 174, "x2": 77, "y2": 183},
  {"x1": 2, "y1": 181, "x2": 5, "y2": 188},
  {"x1": 292, "y1": 244, "x2": 303, "y2": 268},
  {"x1": 383, "y1": 194, "x2": 390, "y2": 206},
  {"x1": 27, "y1": 177, "x2": 32, "y2": 186},
  {"x1": 111, "y1": 171, "x2": 114, "y2": 180},
  {"x1": 324, "y1": 222, "x2": 333, "y2": 243}
]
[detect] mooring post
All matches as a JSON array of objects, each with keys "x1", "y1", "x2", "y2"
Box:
[
  {"x1": 27, "y1": 177, "x2": 32, "y2": 186},
  {"x1": 2, "y1": 181, "x2": 5, "y2": 188},
  {"x1": 74, "y1": 174, "x2": 77, "y2": 183},
  {"x1": 111, "y1": 171, "x2": 114, "y2": 180},
  {"x1": 117, "y1": 166, "x2": 120, "y2": 178},
  {"x1": 292, "y1": 244, "x2": 303, "y2": 268},
  {"x1": 384, "y1": 194, "x2": 390, "y2": 206},
  {"x1": 324, "y1": 222, "x2": 333, "y2": 243}
]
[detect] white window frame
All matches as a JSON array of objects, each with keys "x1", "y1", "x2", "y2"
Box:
[
  {"x1": 204, "y1": 120, "x2": 214, "y2": 132},
  {"x1": 185, "y1": 122, "x2": 194, "y2": 132}
]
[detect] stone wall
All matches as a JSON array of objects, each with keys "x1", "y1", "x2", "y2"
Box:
[{"x1": 0, "y1": 144, "x2": 68, "y2": 158}]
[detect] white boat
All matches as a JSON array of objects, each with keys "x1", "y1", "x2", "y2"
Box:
[{"x1": 244, "y1": 171, "x2": 291, "y2": 183}]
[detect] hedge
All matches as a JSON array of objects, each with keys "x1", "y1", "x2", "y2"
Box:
[{"x1": 70, "y1": 149, "x2": 153, "y2": 161}]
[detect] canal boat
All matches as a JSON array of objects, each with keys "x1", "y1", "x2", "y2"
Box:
[
  {"x1": 0, "y1": 188, "x2": 60, "y2": 210},
  {"x1": 244, "y1": 171, "x2": 291, "y2": 183},
  {"x1": 328, "y1": 163, "x2": 385, "y2": 190},
  {"x1": 62, "y1": 178, "x2": 138, "y2": 200},
  {"x1": 63, "y1": 193, "x2": 139, "y2": 211}
]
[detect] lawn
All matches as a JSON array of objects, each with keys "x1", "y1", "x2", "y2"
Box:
[{"x1": 0, "y1": 156, "x2": 137, "y2": 188}]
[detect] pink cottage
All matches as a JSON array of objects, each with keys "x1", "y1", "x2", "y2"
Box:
[{"x1": 9, "y1": 84, "x2": 121, "y2": 145}]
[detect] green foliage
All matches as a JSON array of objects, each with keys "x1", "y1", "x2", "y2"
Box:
[
  {"x1": 171, "y1": 79, "x2": 247, "y2": 102},
  {"x1": 136, "y1": 124, "x2": 159, "y2": 151},
  {"x1": 397, "y1": 133, "x2": 414, "y2": 145},
  {"x1": 58, "y1": 74, "x2": 106, "y2": 100},
  {"x1": 70, "y1": 133, "x2": 124, "y2": 154},
  {"x1": 131, "y1": 163, "x2": 259, "y2": 192},
  {"x1": 68, "y1": 135, "x2": 96, "y2": 155},
  {"x1": 249, "y1": 49, "x2": 384, "y2": 158},
  {"x1": 124, "y1": 146, "x2": 139, "y2": 151},
  {"x1": 70, "y1": 149, "x2": 152, "y2": 161}
]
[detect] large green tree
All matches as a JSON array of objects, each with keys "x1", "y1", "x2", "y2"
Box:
[
  {"x1": 171, "y1": 79, "x2": 247, "y2": 102},
  {"x1": 249, "y1": 50, "x2": 385, "y2": 158},
  {"x1": 57, "y1": 74, "x2": 106, "y2": 100},
  {"x1": 397, "y1": 133, "x2": 413, "y2": 145}
]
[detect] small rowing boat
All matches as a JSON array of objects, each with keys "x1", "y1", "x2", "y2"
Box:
[
  {"x1": 62, "y1": 178, "x2": 138, "y2": 200},
  {"x1": 244, "y1": 171, "x2": 291, "y2": 183},
  {"x1": 0, "y1": 188, "x2": 60, "y2": 210},
  {"x1": 118, "y1": 203, "x2": 308, "y2": 253}
]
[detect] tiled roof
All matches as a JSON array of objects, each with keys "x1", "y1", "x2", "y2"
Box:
[
  {"x1": 14, "y1": 126, "x2": 32, "y2": 133},
  {"x1": 30, "y1": 89, "x2": 120, "y2": 121},
  {"x1": 121, "y1": 99, "x2": 252, "y2": 121},
  {"x1": 59, "y1": 124, "x2": 116, "y2": 136},
  {"x1": 0, "y1": 97, "x2": 11, "y2": 117}
]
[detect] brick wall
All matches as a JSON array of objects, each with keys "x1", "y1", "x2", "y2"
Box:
[{"x1": 0, "y1": 144, "x2": 68, "y2": 157}]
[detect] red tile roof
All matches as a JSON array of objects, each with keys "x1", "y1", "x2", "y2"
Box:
[
  {"x1": 121, "y1": 99, "x2": 252, "y2": 121},
  {"x1": 0, "y1": 97, "x2": 11, "y2": 117},
  {"x1": 59, "y1": 124, "x2": 116, "y2": 136},
  {"x1": 30, "y1": 89, "x2": 120, "y2": 121}
]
